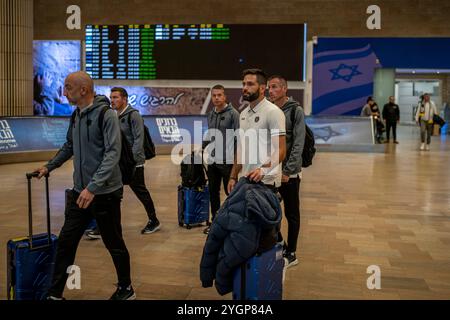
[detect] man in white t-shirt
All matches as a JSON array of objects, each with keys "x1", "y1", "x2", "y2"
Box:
[{"x1": 227, "y1": 68, "x2": 286, "y2": 193}]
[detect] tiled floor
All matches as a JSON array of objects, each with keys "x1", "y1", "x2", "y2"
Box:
[{"x1": 1, "y1": 125, "x2": 449, "y2": 300}]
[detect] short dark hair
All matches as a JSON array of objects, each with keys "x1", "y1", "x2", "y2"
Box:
[
  {"x1": 242, "y1": 68, "x2": 267, "y2": 85},
  {"x1": 367, "y1": 96, "x2": 373, "y2": 103},
  {"x1": 267, "y1": 75, "x2": 287, "y2": 87},
  {"x1": 111, "y1": 87, "x2": 128, "y2": 98},
  {"x1": 211, "y1": 84, "x2": 225, "y2": 91}
]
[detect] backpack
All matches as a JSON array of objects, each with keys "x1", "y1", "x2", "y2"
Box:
[
  {"x1": 70, "y1": 106, "x2": 136, "y2": 185},
  {"x1": 180, "y1": 152, "x2": 207, "y2": 189},
  {"x1": 128, "y1": 110, "x2": 156, "y2": 160},
  {"x1": 290, "y1": 106, "x2": 316, "y2": 168}
]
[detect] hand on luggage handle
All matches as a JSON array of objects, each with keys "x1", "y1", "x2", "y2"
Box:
[{"x1": 27, "y1": 168, "x2": 49, "y2": 179}]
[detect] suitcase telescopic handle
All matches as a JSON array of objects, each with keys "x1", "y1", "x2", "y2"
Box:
[{"x1": 26, "y1": 172, "x2": 51, "y2": 250}]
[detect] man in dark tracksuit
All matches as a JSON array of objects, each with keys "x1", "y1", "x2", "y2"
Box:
[
  {"x1": 202, "y1": 85, "x2": 240, "y2": 234},
  {"x1": 35, "y1": 72, "x2": 135, "y2": 300},
  {"x1": 111, "y1": 87, "x2": 160, "y2": 234},
  {"x1": 382, "y1": 96, "x2": 400, "y2": 144},
  {"x1": 268, "y1": 75, "x2": 305, "y2": 268}
]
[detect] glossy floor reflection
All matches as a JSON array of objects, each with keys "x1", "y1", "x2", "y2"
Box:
[{"x1": 0, "y1": 125, "x2": 449, "y2": 300}]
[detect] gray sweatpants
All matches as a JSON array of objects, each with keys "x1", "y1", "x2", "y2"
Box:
[{"x1": 420, "y1": 121, "x2": 433, "y2": 144}]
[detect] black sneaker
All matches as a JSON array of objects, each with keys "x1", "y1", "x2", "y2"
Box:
[
  {"x1": 283, "y1": 252, "x2": 299, "y2": 268},
  {"x1": 203, "y1": 226, "x2": 210, "y2": 235},
  {"x1": 141, "y1": 220, "x2": 161, "y2": 234},
  {"x1": 109, "y1": 285, "x2": 136, "y2": 300},
  {"x1": 85, "y1": 227, "x2": 101, "y2": 240}
]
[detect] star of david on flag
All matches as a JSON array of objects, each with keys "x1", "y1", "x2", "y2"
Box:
[{"x1": 329, "y1": 63, "x2": 362, "y2": 82}]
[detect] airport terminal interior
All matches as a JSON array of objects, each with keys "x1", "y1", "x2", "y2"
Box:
[
  {"x1": 1, "y1": 0, "x2": 450, "y2": 301},
  {"x1": 1, "y1": 128, "x2": 450, "y2": 300}
]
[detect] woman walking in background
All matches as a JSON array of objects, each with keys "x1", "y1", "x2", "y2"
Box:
[{"x1": 415, "y1": 93, "x2": 438, "y2": 151}]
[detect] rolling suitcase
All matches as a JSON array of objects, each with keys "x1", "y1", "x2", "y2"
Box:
[
  {"x1": 6, "y1": 172, "x2": 58, "y2": 300},
  {"x1": 177, "y1": 185, "x2": 210, "y2": 229},
  {"x1": 232, "y1": 244, "x2": 284, "y2": 300}
]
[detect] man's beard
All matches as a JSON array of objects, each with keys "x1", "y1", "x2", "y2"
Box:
[{"x1": 242, "y1": 90, "x2": 260, "y2": 102}]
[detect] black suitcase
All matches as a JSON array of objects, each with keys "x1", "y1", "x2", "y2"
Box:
[{"x1": 6, "y1": 172, "x2": 58, "y2": 300}]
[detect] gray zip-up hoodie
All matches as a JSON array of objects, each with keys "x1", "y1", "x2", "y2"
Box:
[
  {"x1": 118, "y1": 105, "x2": 145, "y2": 166},
  {"x1": 202, "y1": 103, "x2": 240, "y2": 164},
  {"x1": 281, "y1": 98, "x2": 306, "y2": 176},
  {"x1": 45, "y1": 95, "x2": 123, "y2": 195}
]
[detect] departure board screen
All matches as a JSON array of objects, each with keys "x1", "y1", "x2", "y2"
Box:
[{"x1": 85, "y1": 24, "x2": 306, "y2": 81}]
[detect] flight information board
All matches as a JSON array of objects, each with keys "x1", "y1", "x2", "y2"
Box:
[{"x1": 85, "y1": 24, "x2": 305, "y2": 81}]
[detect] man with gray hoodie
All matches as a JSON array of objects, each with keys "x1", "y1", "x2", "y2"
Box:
[
  {"x1": 268, "y1": 75, "x2": 305, "y2": 268},
  {"x1": 202, "y1": 85, "x2": 240, "y2": 234},
  {"x1": 111, "y1": 87, "x2": 160, "y2": 234},
  {"x1": 86, "y1": 87, "x2": 160, "y2": 238},
  {"x1": 35, "y1": 71, "x2": 134, "y2": 300}
]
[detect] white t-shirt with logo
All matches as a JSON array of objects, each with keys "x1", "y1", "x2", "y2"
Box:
[{"x1": 238, "y1": 98, "x2": 286, "y2": 187}]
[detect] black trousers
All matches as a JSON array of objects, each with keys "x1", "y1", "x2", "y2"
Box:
[
  {"x1": 207, "y1": 163, "x2": 233, "y2": 221},
  {"x1": 48, "y1": 188, "x2": 131, "y2": 297},
  {"x1": 386, "y1": 121, "x2": 397, "y2": 141},
  {"x1": 375, "y1": 119, "x2": 384, "y2": 142},
  {"x1": 277, "y1": 176, "x2": 301, "y2": 253},
  {"x1": 129, "y1": 167, "x2": 157, "y2": 222}
]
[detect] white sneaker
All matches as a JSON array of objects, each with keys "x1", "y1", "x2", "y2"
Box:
[
  {"x1": 425, "y1": 144, "x2": 430, "y2": 151},
  {"x1": 420, "y1": 143, "x2": 425, "y2": 151}
]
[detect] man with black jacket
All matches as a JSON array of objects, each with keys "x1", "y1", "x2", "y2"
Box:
[
  {"x1": 382, "y1": 96, "x2": 400, "y2": 144},
  {"x1": 34, "y1": 72, "x2": 135, "y2": 300},
  {"x1": 202, "y1": 85, "x2": 240, "y2": 234},
  {"x1": 268, "y1": 75, "x2": 305, "y2": 268}
]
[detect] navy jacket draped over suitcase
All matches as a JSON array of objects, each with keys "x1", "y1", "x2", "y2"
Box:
[
  {"x1": 6, "y1": 173, "x2": 57, "y2": 300},
  {"x1": 200, "y1": 177, "x2": 282, "y2": 295}
]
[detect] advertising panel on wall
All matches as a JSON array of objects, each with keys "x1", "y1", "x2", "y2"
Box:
[
  {"x1": 0, "y1": 116, "x2": 208, "y2": 154},
  {"x1": 94, "y1": 86, "x2": 304, "y2": 115},
  {"x1": 312, "y1": 38, "x2": 450, "y2": 116},
  {"x1": 94, "y1": 86, "x2": 210, "y2": 115},
  {"x1": 306, "y1": 116, "x2": 373, "y2": 145},
  {"x1": 1, "y1": 114, "x2": 373, "y2": 155},
  {"x1": 33, "y1": 40, "x2": 82, "y2": 116}
]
